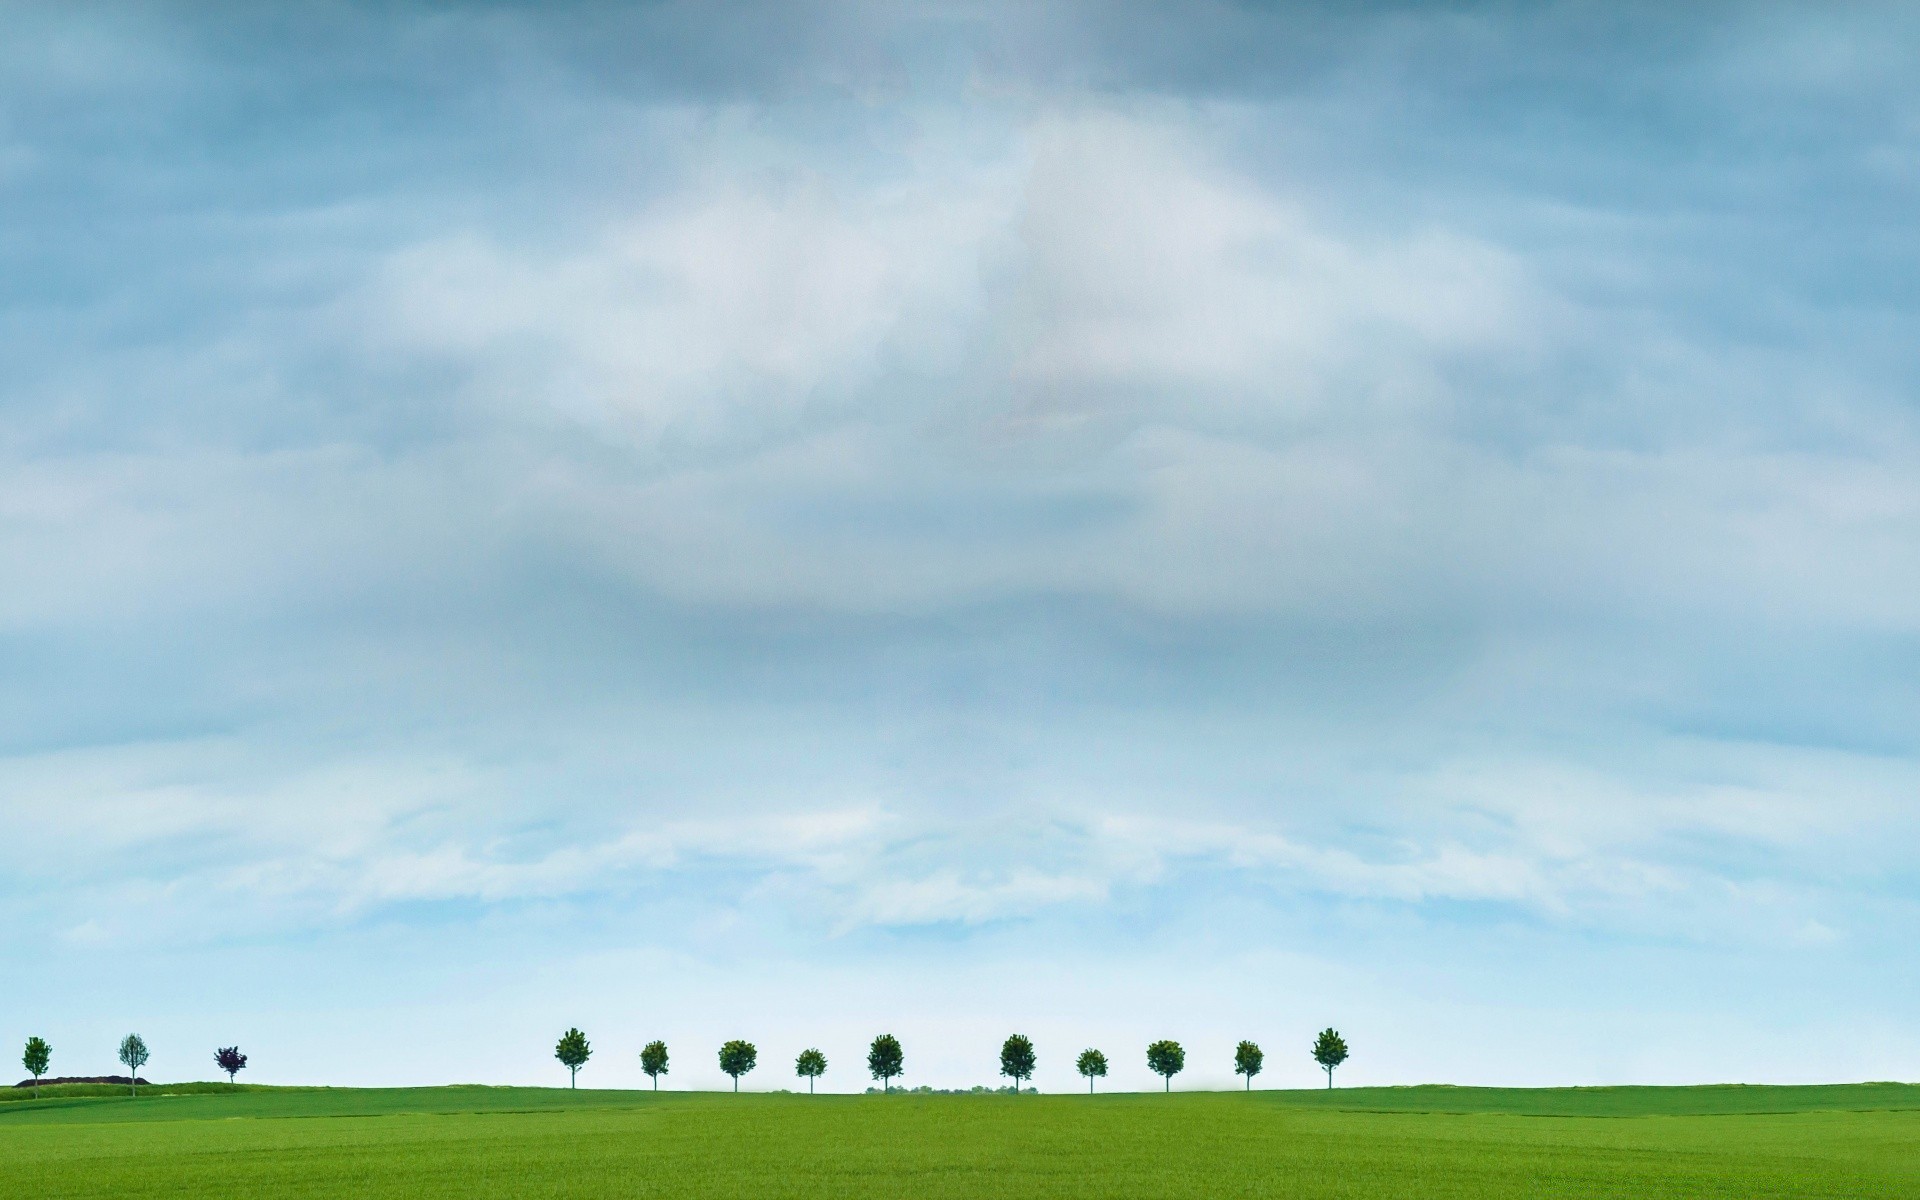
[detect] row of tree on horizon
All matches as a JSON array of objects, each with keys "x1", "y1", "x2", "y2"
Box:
[
  {"x1": 13, "y1": 1034, "x2": 241, "y2": 1098},
  {"x1": 14, "y1": 1029, "x2": 1351, "y2": 1096},
  {"x1": 553, "y1": 1028, "x2": 1352, "y2": 1093}
]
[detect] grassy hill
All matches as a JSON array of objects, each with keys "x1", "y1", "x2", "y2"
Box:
[{"x1": 4, "y1": 1082, "x2": 1917, "y2": 1197}]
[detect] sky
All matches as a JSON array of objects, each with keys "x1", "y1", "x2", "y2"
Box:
[{"x1": 3, "y1": 0, "x2": 1920, "y2": 1094}]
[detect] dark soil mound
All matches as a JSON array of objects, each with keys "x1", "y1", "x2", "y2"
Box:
[{"x1": 13, "y1": 1075, "x2": 151, "y2": 1088}]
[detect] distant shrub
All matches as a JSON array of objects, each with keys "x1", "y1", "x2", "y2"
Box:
[{"x1": 862, "y1": 1085, "x2": 1035, "y2": 1095}]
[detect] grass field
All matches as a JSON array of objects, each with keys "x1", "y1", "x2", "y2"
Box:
[{"x1": 3, "y1": 1081, "x2": 1917, "y2": 1197}]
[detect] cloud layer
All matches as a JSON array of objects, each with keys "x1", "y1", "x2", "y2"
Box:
[{"x1": 2, "y1": 1, "x2": 1918, "y2": 1087}]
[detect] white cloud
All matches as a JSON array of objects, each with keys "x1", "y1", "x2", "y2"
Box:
[
  {"x1": 20, "y1": 730, "x2": 1891, "y2": 952},
  {"x1": 364, "y1": 104, "x2": 1539, "y2": 444},
  {"x1": 835, "y1": 867, "x2": 1110, "y2": 928},
  {"x1": 1000, "y1": 110, "x2": 1533, "y2": 418},
  {"x1": 367, "y1": 141, "x2": 1017, "y2": 442}
]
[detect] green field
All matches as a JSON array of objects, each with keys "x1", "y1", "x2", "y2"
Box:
[{"x1": 4, "y1": 1081, "x2": 1918, "y2": 1197}]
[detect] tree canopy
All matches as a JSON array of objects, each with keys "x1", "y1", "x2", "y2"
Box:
[
  {"x1": 867, "y1": 1034, "x2": 904, "y2": 1092},
  {"x1": 215, "y1": 1046, "x2": 248, "y2": 1083},
  {"x1": 999, "y1": 1034, "x2": 1036, "y2": 1091},
  {"x1": 22, "y1": 1037, "x2": 50, "y2": 1098},
  {"x1": 640, "y1": 1040, "x2": 669, "y2": 1090},
  {"x1": 1075, "y1": 1048, "x2": 1108, "y2": 1093},
  {"x1": 555, "y1": 1028, "x2": 591, "y2": 1088},
  {"x1": 1234, "y1": 1040, "x2": 1264, "y2": 1089},
  {"x1": 1312, "y1": 1028, "x2": 1349, "y2": 1089},
  {"x1": 118, "y1": 1034, "x2": 149, "y2": 1097},
  {"x1": 718, "y1": 1040, "x2": 758, "y2": 1091},
  {"x1": 795, "y1": 1047, "x2": 827, "y2": 1093},
  {"x1": 1145, "y1": 1040, "x2": 1185, "y2": 1091}
]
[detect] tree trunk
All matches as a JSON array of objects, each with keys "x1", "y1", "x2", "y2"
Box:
[
  {"x1": 733, "y1": 1075, "x2": 738, "y2": 1092},
  {"x1": 1163, "y1": 1076, "x2": 1169, "y2": 1092},
  {"x1": 1325, "y1": 1067, "x2": 1332, "y2": 1089}
]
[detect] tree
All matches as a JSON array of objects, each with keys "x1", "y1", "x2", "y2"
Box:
[
  {"x1": 1074, "y1": 1048, "x2": 1107, "y2": 1094},
  {"x1": 795, "y1": 1048, "x2": 827, "y2": 1094},
  {"x1": 215, "y1": 1046, "x2": 248, "y2": 1084},
  {"x1": 867, "y1": 1033, "x2": 904, "y2": 1093},
  {"x1": 118, "y1": 1033, "x2": 149, "y2": 1098},
  {"x1": 1145, "y1": 1039, "x2": 1184, "y2": 1092},
  {"x1": 22, "y1": 1037, "x2": 50, "y2": 1099},
  {"x1": 718, "y1": 1040, "x2": 757, "y2": 1091},
  {"x1": 555, "y1": 1028, "x2": 591, "y2": 1089},
  {"x1": 640, "y1": 1040, "x2": 669, "y2": 1091},
  {"x1": 999, "y1": 1034, "x2": 1036, "y2": 1093},
  {"x1": 1312, "y1": 1028, "x2": 1349, "y2": 1089},
  {"x1": 1233, "y1": 1040, "x2": 1264, "y2": 1091}
]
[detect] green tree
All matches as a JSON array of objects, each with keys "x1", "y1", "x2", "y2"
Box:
[
  {"x1": 999, "y1": 1034, "x2": 1036, "y2": 1093},
  {"x1": 640, "y1": 1040, "x2": 669, "y2": 1091},
  {"x1": 867, "y1": 1033, "x2": 904, "y2": 1092},
  {"x1": 1312, "y1": 1028, "x2": 1348, "y2": 1089},
  {"x1": 118, "y1": 1033, "x2": 149, "y2": 1097},
  {"x1": 795, "y1": 1047, "x2": 827, "y2": 1094},
  {"x1": 22, "y1": 1037, "x2": 50, "y2": 1099},
  {"x1": 1074, "y1": 1048, "x2": 1107, "y2": 1094},
  {"x1": 555, "y1": 1028, "x2": 591, "y2": 1089},
  {"x1": 1234, "y1": 1040, "x2": 1264, "y2": 1090},
  {"x1": 718, "y1": 1040, "x2": 757, "y2": 1091},
  {"x1": 1145, "y1": 1039, "x2": 1184, "y2": 1092}
]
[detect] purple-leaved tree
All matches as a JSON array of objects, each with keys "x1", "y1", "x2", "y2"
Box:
[{"x1": 215, "y1": 1047, "x2": 248, "y2": 1084}]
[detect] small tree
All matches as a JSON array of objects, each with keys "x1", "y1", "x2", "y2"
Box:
[
  {"x1": 999, "y1": 1034, "x2": 1036, "y2": 1093},
  {"x1": 795, "y1": 1048, "x2": 827, "y2": 1094},
  {"x1": 1312, "y1": 1028, "x2": 1348, "y2": 1089},
  {"x1": 215, "y1": 1046, "x2": 248, "y2": 1084},
  {"x1": 718, "y1": 1040, "x2": 757, "y2": 1091},
  {"x1": 118, "y1": 1033, "x2": 149, "y2": 1097},
  {"x1": 555, "y1": 1028, "x2": 591, "y2": 1089},
  {"x1": 1075, "y1": 1048, "x2": 1107, "y2": 1094},
  {"x1": 640, "y1": 1040, "x2": 669, "y2": 1091},
  {"x1": 1233, "y1": 1040, "x2": 1264, "y2": 1091},
  {"x1": 22, "y1": 1037, "x2": 50, "y2": 1099},
  {"x1": 1145, "y1": 1039, "x2": 1184, "y2": 1092},
  {"x1": 867, "y1": 1034, "x2": 904, "y2": 1093}
]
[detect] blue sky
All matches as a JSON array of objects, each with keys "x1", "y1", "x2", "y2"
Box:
[{"x1": 3, "y1": 0, "x2": 1920, "y2": 1092}]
